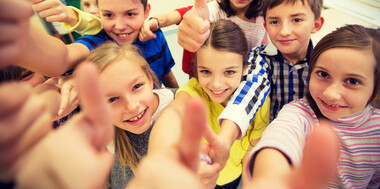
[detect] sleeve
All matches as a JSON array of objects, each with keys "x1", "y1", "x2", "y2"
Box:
[
  {"x1": 368, "y1": 170, "x2": 380, "y2": 189},
  {"x1": 156, "y1": 30, "x2": 175, "y2": 75},
  {"x1": 61, "y1": 6, "x2": 102, "y2": 35},
  {"x1": 218, "y1": 46, "x2": 270, "y2": 139},
  {"x1": 175, "y1": 6, "x2": 193, "y2": 19},
  {"x1": 244, "y1": 101, "x2": 315, "y2": 179}
]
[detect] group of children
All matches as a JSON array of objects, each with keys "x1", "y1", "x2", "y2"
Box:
[{"x1": 0, "y1": 0, "x2": 379, "y2": 188}]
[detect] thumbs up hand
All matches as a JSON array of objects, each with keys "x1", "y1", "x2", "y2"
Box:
[{"x1": 178, "y1": 0, "x2": 210, "y2": 52}]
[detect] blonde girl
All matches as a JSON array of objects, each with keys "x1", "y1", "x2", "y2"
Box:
[{"x1": 86, "y1": 42, "x2": 175, "y2": 188}]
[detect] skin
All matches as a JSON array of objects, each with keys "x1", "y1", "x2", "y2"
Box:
[
  {"x1": 98, "y1": 0, "x2": 150, "y2": 45},
  {"x1": 197, "y1": 46, "x2": 245, "y2": 106},
  {"x1": 99, "y1": 58, "x2": 158, "y2": 134},
  {"x1": 264, "y1": 0, "x2": 324, "y2": 64},
  {"x1": 309, "y1": 47, "x2": 376, "y2": 120},
  {"x1": 81, "y1": 0, "x2": 99, "y2": 17}
]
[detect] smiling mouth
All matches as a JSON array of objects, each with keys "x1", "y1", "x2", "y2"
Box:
[
  {"x1": 211, "y1": 89, "x2": 228, "y2": 95},
  {"x1": 124, "y1": 109, "x2": 146, "y2": 122},
  {"x1": 115, "y1": 32, "x2": 132, "y2": 39},
  {"x1": 320, "y1": 99, "x2": 347, "y2": 108}
]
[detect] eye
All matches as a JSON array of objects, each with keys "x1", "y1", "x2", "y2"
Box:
[
  {"x1": 269, "y1": 20, "x2": 278, "y2": 25},
  {"x1": 108, "y1": 97, "x2": 119, "y2": 103},
  {"x1": 293, "y1": 18, "x2": 303, "y2": 22},
  {"x1": 133, "y1": 83, "x2": 143, "y2": 90},
  {"x1": 346, "y1": 78, "x2": 361, "y2": 85},
  {"x1": 83, "y1": 2, "x2": 90, "y2": 7},
  {"x1": 103, "y1": 13, "x2": 113, "y2": 18},
  {"x1": 200, "y1": 70, "x2": 211, "y2": 75},
  {"x1": 225, "y1": 70, "x2": 235, "y2": 75},
  {"x1": 20, "y1": 71, "x2": 34, "y2": 81},
  {"x1": 316, "y1": 71, "x2": 329, "y2": 78},
  {"x1": 127, "y1": 12, "x2": 135, "y2": 17}
]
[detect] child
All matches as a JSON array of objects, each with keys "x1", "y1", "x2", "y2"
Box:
[
  {"x1": 0, "y1": 66, "x2": 47, "y2": 87},
  {"x1": 86, "y1": 42, "x2": 175, "y2": 188},
  {"x1": 140, "y1": 0, "x2": 268, "y2": 77},
  {"x1": 81, "y1": 0, "x2": 99, "y2": 17},
  {"x1": 150, "y1": 19, "x2": 270, "y2": 189},
  {"x1": 31, "y1": 0, "x2": 179, "y2": 88},
  {"x1": 246, "y1": 24, "x2": 380, "y2": 188}
]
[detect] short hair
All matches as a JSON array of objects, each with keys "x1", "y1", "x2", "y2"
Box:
[
  {"x1": 262, "y1": 0, "x2": 323, "y2": 20},
  {"x1": 96, "y1": 0, "x2": 147, "y2": 10}
]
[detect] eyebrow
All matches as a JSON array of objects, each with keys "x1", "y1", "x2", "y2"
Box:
[
  {"x1": 101, "y1": 8, "x2": 139, "y2": 12},
  {"x1": 104, "y1": 75, "x2": 143, "y2": 97},
  {"x1": 197, "y1": 65, "x2": 240, "y2": 69},
  {"x1": 267, "y1": 12, "x2": 307, "y2": 19}
]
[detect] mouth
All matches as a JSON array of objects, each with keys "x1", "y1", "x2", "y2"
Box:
[
  {"x1": 124, "y1": 108, "x2": 147, "y2": 123},
  {"x1": 320, "y1": 98, "x2": 348, "y2": 110},
  {"x1": 114, "y1": 32, "x2": 132, "y2": 40},
  {"x1": 210, "y1": 89, "x2": 228, "y2": 97},
  {"x1": 278, "y1": 39, "x2": 295, "y2": 45}
]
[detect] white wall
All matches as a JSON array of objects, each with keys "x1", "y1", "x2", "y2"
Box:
[{"x1": 149, "y1": 0, "x2": 193, "y2": 16}]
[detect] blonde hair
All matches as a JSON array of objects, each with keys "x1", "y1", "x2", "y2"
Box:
[{"x1": 86, "y1": 42, "x2": 158, "y2": 172}]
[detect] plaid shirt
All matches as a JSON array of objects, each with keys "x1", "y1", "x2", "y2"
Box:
[{"x1": 262, "y1": 42, "x2": 312, "y2": 121}]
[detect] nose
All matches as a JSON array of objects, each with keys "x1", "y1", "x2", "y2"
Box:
[
  {"x1": 115, "y1": 16, "x2": 127, "y2": 30},
  {"x1": 210, "y1": 75, "x2": 223, "y2": 89},
  {"x1": 123, "y1": 96, "x2": 139, "y2": 112},
  {"x1": 322, "y1": 82, "x2": 342, "y2": 101},
  {"x1": 280, "y1": 22, "x2": 291, "y2": 36},
  {"x1": 90, "y1": 5, "x2": 99, "y2": 15}
]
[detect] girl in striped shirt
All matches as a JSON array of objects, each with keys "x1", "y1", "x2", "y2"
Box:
[{"x1": 245, "y1": 24, "x2": 380, "y2": 188}]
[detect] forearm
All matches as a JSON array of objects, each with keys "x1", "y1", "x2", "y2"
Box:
[
  {"x1": 15, "y1": 27, "x2": 69, "y2": 77},
  {"x1": 32, "y1": 82, "x2": 61, "y2": 118},
  {"x1": 251, "y1": 148, "x2": 291, "y2": 180},
  {"x1": 218, "y1": 119, "x2": 240, "y2": 147},
  {"x1": 163, "y1": 71, "x2": 179, "y2": 88},
  {"x1": 63, "y1": 6, "x2": 79, "y2": 26},
  {"x1": 153, "y1": 11, "x2": 182, "y2": 28}
]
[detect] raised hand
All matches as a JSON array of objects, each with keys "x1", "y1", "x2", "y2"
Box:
[
  {"x1": 243, "y1": 122, "x2": 340, "y2": 189},
  {"x1": 31, "y1": 0, "x2": 79, "y2": 25},
  {"x1": 15, "y1": 62, "x2": 114, "y2": 189},
  {"x1": 127, "y1": 98, "x2": 207, "y2": 189},
  {"x1": 0, "y1": 0, "x2": 33, "y2": 67},
  {"x1": 177, "y1": 0, "x2": 210, "y2": 52},
  {"x1": 0, "y1": 83, "x2": 53, "y2": 182}
]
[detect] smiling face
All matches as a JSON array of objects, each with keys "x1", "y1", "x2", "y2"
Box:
[
  {"x1": 100, "y1": 57, "x2": 157, "y2": 134},
  {"x1": 81, "y1": 0, "x2": 99, "y2": 17},
  {"x1": 264, "y1": 0, "x2": 322, "y2": 63},
  {"x1": 196, "y1": 46, "x2": 245, "y2": 106},
  {"x1": 98, "y1": 0, "x2": 150, "y2": 45},
  {"x1": 309, "y1": 47, "x2": 376, "y2": 120}
]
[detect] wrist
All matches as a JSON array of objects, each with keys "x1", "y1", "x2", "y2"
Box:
[
  {"x1": 65, "y1": 7, "x2": 79, "y2": 26},
  {"x1": 149, "y1": 17, "x2": 160, "y2": 28}
]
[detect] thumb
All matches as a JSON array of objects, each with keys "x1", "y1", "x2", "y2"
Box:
[
  {"x1": 75, "y1": 62, "x2": 112, "y2": 148},
  {"x1": 178, "y1": 98, "x2": 208, "y2": 171},
  {"x1": 290, "y1": 120, "x2": 340, "y2": 189},
  {"x1": 194, "y1": 0, "x2": 209, "y2": 21}
]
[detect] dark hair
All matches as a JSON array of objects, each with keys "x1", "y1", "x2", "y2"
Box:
[
  {"x1": 262, "y1": 0, "x2": 323, "y2": 20},
  {"x1": 194, "y1": 19, "x2": 248, "y2": 77},
  {"x1": 307, "y1": 24, "x2": 380, "y2": 118},
  {"x1": 0, "y1": 66, "x2": 27, "y2": 83},
  {"x1": 96, "y1": 0, "x2": 147, "y2": 10},
  {"x1": 218, "y1": 0, "x2": 262, "y2": 19}
]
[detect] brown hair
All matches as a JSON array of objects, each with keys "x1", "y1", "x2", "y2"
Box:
[
  {"x1": 194, "y1": 19, "x2": 248, "y2": 77},
  {"x1": 307, "y1": 24, "x2": 380, "y2": 118},
  {"x1": 96, "y1": 0, "x2": 147, "y2": 10},
  {"x1": 261, "y1": 0, "x2": 323, "y2": 20},
  {"x1": 218, "y1": 0, "x2": 262, "y2": 19},
  {"x1": 86, "y1": 42, "x2": 158, "y2": 172}
]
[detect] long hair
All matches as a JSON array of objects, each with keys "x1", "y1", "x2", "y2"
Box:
[
  {"x1": 218, "y1": 0, "x2": 262, "y2": 19},
  {"x1": 86, "y1": 42, "x2": 158, "y2": 172},
  {"x1": 307, "y1": 24, "x2": 380, "y2": 118},
  {"x1": 194, "y1": 19, "x2": 248, "y2": 77}
]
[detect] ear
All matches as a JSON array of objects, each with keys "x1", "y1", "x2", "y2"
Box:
[
  {"x1": 148, "y1": 73, "x2": 154, "y2": 89},
  {"x1": 144, "y1": 3, "x2": 151, "y2": 20},
  {"x1": 243, "y1": 64, "x2": 248, "y2": 75},
  {"x1": 311, "y1": 16, "x2": 324, "y2": 34},
  {"x1": 264, "y1": 22, "x2": 267, "y2": 31}
]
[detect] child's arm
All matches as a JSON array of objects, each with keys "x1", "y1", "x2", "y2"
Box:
[
  {"x1": 218, "y1": 47, "x2": 271, "y2": 140},
  {"x1": 162, "y1": 70, "x2": 179, "y2": 88},
  {"x1": 139, "y1": 11, "x2": 183, "y2": 42},
  {"x1": 31, "y1": 0, "x2": 102, "y2": 35}
]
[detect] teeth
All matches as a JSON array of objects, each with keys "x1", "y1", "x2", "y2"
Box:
[
  {"x1": 128, "y1": 110, "x2": 145, "y2": 122},
  {"x1": 213, "y1": 90, "x2": 225, "y2": 94},
  {"x1": 118, "y1": 34, "x2": 128, "y2": 37}
]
